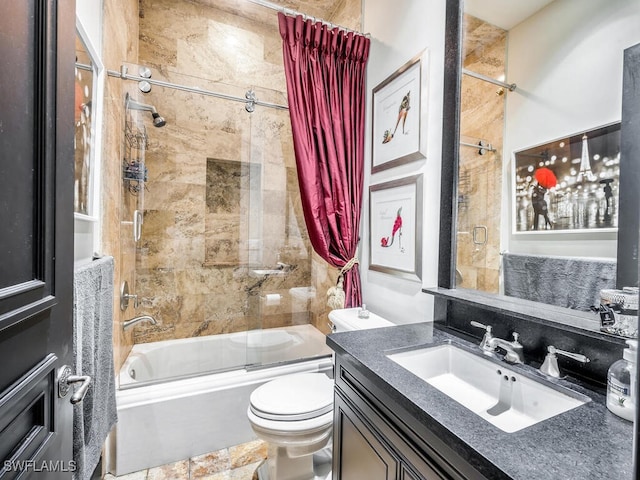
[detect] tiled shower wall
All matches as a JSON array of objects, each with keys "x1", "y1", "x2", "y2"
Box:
[
  {"x1": 101, "y1": 0, "x2": 140, "y2": 372},
  {"x1": 119, "y1": 0, "x2": 362, "y2": 343},
  {"x1": 456, "y1": 14, "x2": 506, "y2": 294}
]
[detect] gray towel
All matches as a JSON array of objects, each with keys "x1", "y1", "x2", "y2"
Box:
[
  {"x1": 72, "y1": 256, "x2": 118, "y2": 480},
  {"x1": 502, "y1": 252, "x2": 616, "y2": 311}
]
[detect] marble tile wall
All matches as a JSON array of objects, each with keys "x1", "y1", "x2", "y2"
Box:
[
  {"x1": 121, "y1": 0, "x2": 362, "y2": 344},
  {"x1": 456, "y1": 15, "x2": 506, "y2": 294},
  {"x1": 101, "y1": 0, "x2": 140, "y2": 373}
]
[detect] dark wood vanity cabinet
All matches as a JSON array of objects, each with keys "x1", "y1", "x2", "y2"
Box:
[{"x1": 332, "y1": 354, "x2": 489, "y2": 480}]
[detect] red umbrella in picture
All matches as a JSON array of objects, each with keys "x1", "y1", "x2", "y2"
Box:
[{"x1": 534, "y1": 167, "x2": 557, "y2": 189}]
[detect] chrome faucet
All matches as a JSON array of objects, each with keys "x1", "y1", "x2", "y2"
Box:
[
  {"x1": 470, "y1": 321, "x2": 494, "y2": 351},
  {"x1": 540, "y1": 346, "x2": 590, "y2": 378},
  {"x1": 470, "y1": 321, "x2": 524, "y2": 364},
  {"x1": 487, "y1": 333, "x2": 524, "y2": 364},
  {"x1": 276, "y1": 261, "x2": 291, "y2": 271},
  {"x1": 123, "y1": 315, "x2": 157, "y2": 330}
]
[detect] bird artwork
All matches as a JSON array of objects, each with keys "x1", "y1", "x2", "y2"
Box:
[{"x1": 382, "y1": 91, "x2": 411, "y2": 144}]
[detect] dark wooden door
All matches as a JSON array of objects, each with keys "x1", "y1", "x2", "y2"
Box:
[{"x1": 0, "y1": 1, "x2": 76, "y2": 478}]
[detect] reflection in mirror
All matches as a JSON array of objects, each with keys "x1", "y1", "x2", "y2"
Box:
[
  {"x1": 513, "y1": 124, "x2": 620, "y2": 233},
  {"x1": 74, "y1": 32, "x2": 94, "y2": 216},
  {"x1": 456, "y1": 14, "x2": 506, "y2": 294},
  {"x1": 455, "y1": 0, "x2": 640, "y2": 333},
  {"x1": 74, "y1": 18, "x2": 104, "y2": 264}
]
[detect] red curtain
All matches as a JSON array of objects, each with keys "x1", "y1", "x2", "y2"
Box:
[{"x1": 278, "y1": 13, "x2": 370, "y2": 308}]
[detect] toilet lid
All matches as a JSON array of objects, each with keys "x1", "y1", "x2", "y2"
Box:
[{"x1": 250, "y1": 373, "x2": 334, "y2": 421}]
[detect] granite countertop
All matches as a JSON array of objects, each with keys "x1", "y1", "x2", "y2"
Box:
[{"x1": 327, "y1": 322, "x2": 634, "y2": 480}]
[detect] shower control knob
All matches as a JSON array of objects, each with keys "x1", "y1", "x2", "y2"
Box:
[{"x1": 138, "y1": 80, "x2": 152, "y2": 93}]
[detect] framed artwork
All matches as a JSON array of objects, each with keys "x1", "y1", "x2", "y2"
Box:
[
  {"x1": 371, "y1": 52, "x2": 427, "y2": 173},
  {"x1": 513, "y1": 122, "x2": 621, "y2": 234},
  {"x1": 369, "y1": 175, "x2": 423, "y2": 281}
]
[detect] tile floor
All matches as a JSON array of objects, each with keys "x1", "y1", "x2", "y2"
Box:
[{"x1": 103, "y1": 439, "x2": 267, "y2": 480}]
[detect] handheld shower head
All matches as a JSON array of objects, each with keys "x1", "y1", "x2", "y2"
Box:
[{"x1": 126, "y1": 95, "x2": 167, "y2": 128}]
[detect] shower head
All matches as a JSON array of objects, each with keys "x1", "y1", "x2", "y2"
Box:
[
  {"x1": 151, "y1": 112, "x2": 166, "y2": 127},
  {"x1": 126, "y1": 96, "x2": 167, "y2": 128}
]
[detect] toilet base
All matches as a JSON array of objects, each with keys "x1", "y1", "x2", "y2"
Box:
[{"x1": 255, "y1": 447, "x2": 332, "y2": 480}]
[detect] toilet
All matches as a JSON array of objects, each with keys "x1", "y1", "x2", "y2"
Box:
[{"x1": 247, "y1": 307, "x2": 394, "y2": 480}]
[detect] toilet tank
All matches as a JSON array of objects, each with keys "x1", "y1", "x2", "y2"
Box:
[{"x1": 328, "y1": 307, "x2": 394, "y2": 333}]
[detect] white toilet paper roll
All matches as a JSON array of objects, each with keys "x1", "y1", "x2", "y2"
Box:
[{"x1": 263, "y1": 294, "x2": 282, "y2": 306}]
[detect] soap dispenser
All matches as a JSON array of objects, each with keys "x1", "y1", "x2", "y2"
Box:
[
  {"x1": 357, "y1": 303, "x2": 370, "y2": 319},
  {"x1": 606, "y1": 340, "x2": 637, "y2": 421}
]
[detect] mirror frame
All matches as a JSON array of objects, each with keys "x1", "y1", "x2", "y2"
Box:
[{"x1": 438, "y1": 0, "x2": 640, "y2": 473}]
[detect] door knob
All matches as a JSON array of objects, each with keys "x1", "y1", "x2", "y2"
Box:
[{"x1": 57, "y1": 365, "x2": 92, "y2": 404}]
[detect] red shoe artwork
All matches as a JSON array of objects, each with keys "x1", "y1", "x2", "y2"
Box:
[{"x1": 380, "y1": 207, "x2": 403, "y2": 252}]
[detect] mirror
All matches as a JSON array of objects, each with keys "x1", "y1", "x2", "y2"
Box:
[
  {"x1": 452, "y1": 0, "x2": 640, "y2": 332},
  {"x1": 74, "y1": 31, "x2": 94, "y2": 215},
  {"x1": 74, "y1": 19, "x2": 103, "y2": 219},
  {"x1": 73, "y1": 18, "x2": 104, "y2": 264}
]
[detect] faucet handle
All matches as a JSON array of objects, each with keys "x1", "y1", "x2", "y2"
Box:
[
  {"x1": 470, "y1": 321, "x2": 494, "y2": 351},
  {"x1": 470, "y1": 321, "x2": 492, "y2": 333},
  {"x1": 512, "y1": 332, "x2": 522, "y2": 345},
  {"x1": 540, "y1": 346, "x2": 590, "y2": 378},
  {"x1": 549, "y1": 346, "x2": 590, "y2": 364}
]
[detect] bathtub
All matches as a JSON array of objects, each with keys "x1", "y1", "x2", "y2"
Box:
[{"x1": 106, "y1": 325, "x2": 333, "y2": 476}]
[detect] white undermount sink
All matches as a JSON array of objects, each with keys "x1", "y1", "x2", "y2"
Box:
[{"x1": 386, "y1": 342, "x2": 590, "y2": 433}]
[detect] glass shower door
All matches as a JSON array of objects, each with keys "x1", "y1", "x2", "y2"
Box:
[
  {"x1": 128, "y1": 66, "x2": 253, "y2": 377},
  {"x1": 122, "y1": 65, "x2": 331, "y2": 384},
  {"x1": 244, "y1": 85, "x2": 332, "y2": 368}
]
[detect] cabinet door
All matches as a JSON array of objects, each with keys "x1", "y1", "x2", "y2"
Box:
[
  {"x1": 401, "y1": 466, "x2": 420, "y2": 480},
  {"x1": 333, "y1": 394, "x2": 398, "y2": 480}
]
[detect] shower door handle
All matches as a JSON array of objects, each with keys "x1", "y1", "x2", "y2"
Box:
[
  {"x1": 472, "y1": 225, "x2": 488, "y2": 245},
  {"x1": 133, "y1": 209, "x2": 143, "y2": 242}
]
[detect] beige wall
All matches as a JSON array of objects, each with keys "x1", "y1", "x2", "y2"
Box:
[{"x1": 101, "y1": 0, "x2": 363, "y2": 366}]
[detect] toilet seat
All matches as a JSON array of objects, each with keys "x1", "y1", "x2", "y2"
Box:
[{"x1": 249, "y1": 373, "x2": 334, "y2": 422}]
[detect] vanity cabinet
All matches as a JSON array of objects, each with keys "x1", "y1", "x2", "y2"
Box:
[{"x1": 332, "y1": 354, "x2": 489, "y2": 480}]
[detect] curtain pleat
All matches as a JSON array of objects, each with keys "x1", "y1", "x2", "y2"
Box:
[{"x1": 278, "y1": 13, "x2": 370, "y2": 307}]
